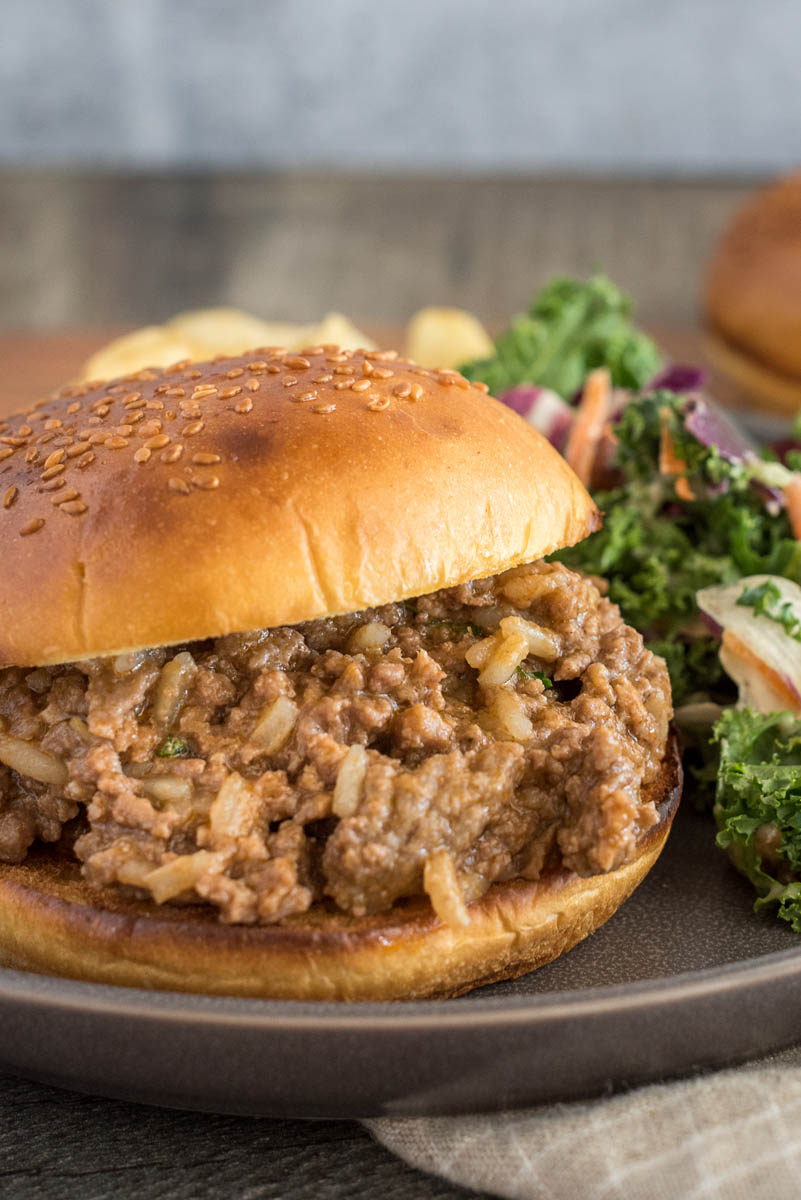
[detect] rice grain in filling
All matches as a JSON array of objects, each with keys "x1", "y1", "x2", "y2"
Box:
[{"x1": 0, "y1": 561, "x2": 671, "y2": 925}]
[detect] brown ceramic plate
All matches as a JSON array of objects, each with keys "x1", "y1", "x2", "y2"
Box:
[{"x1": 0, "y1": 801, "x2": 800, "y2": 1118}]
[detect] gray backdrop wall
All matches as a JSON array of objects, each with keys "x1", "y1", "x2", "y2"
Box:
[{"x1": 1, "y1": 0, "x2": 799, "y2": 171}]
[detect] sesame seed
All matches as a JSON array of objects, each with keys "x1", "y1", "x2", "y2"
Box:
[
  {"x1": 88, "y1": 432, "x2": 107, "y2": 445},
  {"x1": 114, "y1": 425, "x2": 133, "y2": 437},
  {"x1": 267, "y1": 364, "x2": 281, "y2": 375},
  {"x1": 138, "y1": 420, "x2": 162, "y2": 437},
  {"x1": 247, "y1": 361, "x2": 268, "y2": 373},
  {"x1": 66, "y1": 442, "x2": 91, "y2": 459},
  {"x1": 192, "y1": 452, "x2": 221, "y2": 465},
  {"x1": 61, "y1": 501, "x2": 88, "y2": 516},
  {"x1": 300, "y1": 345, "x2": 324, "y2": 356},
  {"x1": 220, "y1": 386, "x2": 242, "y2": 400},
  {"x1": 19, "y1": 518, "x2": 44, "y2": 537},
  {"x1": 146, "y1": 399, "x2": 164, "y2": 410},
  {"x1": 182, "y1": 420, "x2": 204, "y2": 436},
  {"x1": 17, "y1": 425, "x2": 32, "y2": 438},
  {"x1": 43, "y1": 449, "x2": 66, "y2": 469},
  {"x1": 351, "y1": 378, "x2": 371, "y2": 392},
  {"x1": 225, "y1": 367, "x2": 245, "y2": 379},
  {"x1": 127, "y1": 412, "x2": 144, "y2": 424},
  {"x1": 87, "y1": 418, "x2": 102, "y2": 427},
  {"x1": 77, "y1": 452, "x2": 96, "y2": 469},
  {"x1": 234, "y1": 397, "x2": 253, "y2": 414},
  {"x1": 52, "y1": 489, "x2": 79, "y2": 506},
  {"x1": 246, "y1": 379, "x2": 261, "y2": 392},
  {"x1": 361, "y1": 360, "x2": 375, "y2": 376},
  {"x1": 44, "y1": 417, "x2": 64, "y2": 429},
  {"x1": 367, "y1": 396, "x2": 390, "y2": 411},
  {"x1": 145, "y1": 434, "x2": 170, "y2": 450},
  {"x1": 168, "y1": 477, "x2": 191, "y2": 495},
  {"x1": 311, "y1": 403, "x2": 336, "y2": 414},
  {"x1": 95, "y1": 406, "x2": 111, "y2": 418},
  {"x1": 67, "y1": 402, "x2": 82, "y2": 415},
  {"x1": 41, "y1": 464, "x2": 66, "y2": 481},
  {"x1": 372, "y1": 367, "x2": 394, "y2": 380},
  {"x1": 326, "y1": 353, "x2": 348, "y2": 363},
  {"x1": 409, "y1": 383, "x2": 424, "y2": 401},
  {"x1": 25, "y1": 448, "x2": 40, "y2": 464},
  {"x1": 123, "y1": 392, "x2": 143, "y2": 405},
  {"x1": 3, "y1": 486, "x2": 18, "y2": 509},
  {"x1": 313, "y1": 374, "x2": 333, "y2": 384},
  {"x1": 472, "y1": 380, "x2": 490, "y2": 393},
  {"x1": 285, "y1": 356, "x2": 310, "y2": 371},
  {"x1": 184, "y1": 370, "x2": 202, "y2": 380},
  {"x1": 106, "y1": 436, "x2": 129, "y2": 450},
  {"x1": 0, "y1": 436, "x2": 25, "y2": 447},
  {"x1": 333, "y1": 380, "x2": 352, "y2": 391},
  {"x1": 393, "y1": 382, "x2": 412, "y2": 398},
  {"x1": 333, "y1": 365, "x2": 355, "y2": 376},
  {"x1": 282, "y1": 377, "x2": 298, "y2": 388},
  {"x1": 161, "y1": 445, "x2": 183, "y2": 464},
  {"x1": 166, "y1": 359, "x2": 191, "y2": 373},
  {"x1": 294, "y1": 391, "x2": 317, "y2": 403},
  {"x1": 192, "y1": 385, "x2": 218, "y2": 398},
  {"x1": 154, "y1": 384, "x2": 169, "y2": 395},
  {"x1": 133, "y1": 447, "x2": 151, "y2": 464},
  {"x1": 165, "y1": 387, "x2": 186, "y2": 399},
  {"x1": 40, "y1": 478, "x2": 65, "y2": 492},
  {"x1": 192, "y1": 475, "x2": 220, "y2": 490}
]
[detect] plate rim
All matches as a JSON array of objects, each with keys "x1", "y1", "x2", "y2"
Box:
[{"x1": 3, "y1": 936, "x2": 801, "y2": 1030}]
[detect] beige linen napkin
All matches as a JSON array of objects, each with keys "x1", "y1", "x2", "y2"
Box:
[{"x1": 366, "y1": 1046, "x2": 801, "y2": 1199}]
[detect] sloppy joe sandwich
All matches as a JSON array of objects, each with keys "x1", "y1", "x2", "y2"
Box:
[{"x1": 0, "y1": 346, "x2": 680, "y2": 1000}]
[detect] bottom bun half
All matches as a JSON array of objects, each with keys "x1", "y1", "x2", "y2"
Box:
[
  {"x1": 0, "y1": 738, "x2": 682, "y2": 1002},
  {"x1": 703, "y1": 328, "x2": 801, "y2": 418}
]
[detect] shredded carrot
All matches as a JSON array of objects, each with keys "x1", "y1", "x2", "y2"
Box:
[
  {"x1": 785, "y1": 475, "x2": 801, "y2": 539},
  {"x1": 675, "y1": 476, "x2": 696, "y2": 502},
  {"x1": 658, "y1": 409, "x2": 696, "y2": 500},
  {"x1": 564, "y1": 368, "x2": 611, "y2": 486}
]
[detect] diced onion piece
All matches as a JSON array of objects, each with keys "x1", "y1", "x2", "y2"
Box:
[
  {"x1": 69, "y1": 717, "x2": 92, "y2": 742},
  {"x1": 347, "y1": 622, "x2": 391, "y2": 652},
  {"x1": 116, "y1": 859, "x2": 157, "y2": 888},
  {"x1": 249, "y1": 695, "x2": 298, "y2": 754},
  {"x1": 423, "y1": 850, "x2": 470, "y2": 928},
  {"x1": 697, "y1": 575, "x2": 801, "y2": 715},
  {"x1": 332, "y1": 744, "x2": 368, "y2": 818},
  {"x1": 0, "y1": 735, "x2": 67, "y2": 786},
  {"x1": 152, "y1": 651, "x2": 197, "y2": 731},
  {"x1": 477, "y1": 634, "x2": 530, "y2": 687},
  {"x1": 499, "y1": 615, "x2": 559, "y2": 661},
  {"x1": 141, "y1": 775, "x2": 194, "y2": 806},
  {"x1": 143, "y1": 851, "x2": 225, "y2": 904},
  {"x1": 209, "y1": 772, "x2": 255, "y2": 839},
  {"x1": 465, "y1": 633, "x2": 500, "y2": 670},
  {"x1": 484, "y1": 688, "x2": 534, "y2": 741}
]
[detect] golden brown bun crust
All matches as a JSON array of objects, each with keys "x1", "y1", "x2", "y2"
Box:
[
  {"x1": 704, "y1": 171, "x2": 801, "y2": 399},
  {"x1": 0, "y1": 739, "x2": 681, "y2": 1001},
  {"x1": 0, "y1": 348, "x2": 599, "y2": 668}
]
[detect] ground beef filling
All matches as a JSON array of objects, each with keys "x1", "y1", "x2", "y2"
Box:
[{"x1": 0, "y1": 561, "x2": 671, "y2": 925}]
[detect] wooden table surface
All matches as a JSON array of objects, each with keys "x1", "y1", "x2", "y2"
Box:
[{"x1": 0, "y1": 170, "x2": 768, "y2": 1199}]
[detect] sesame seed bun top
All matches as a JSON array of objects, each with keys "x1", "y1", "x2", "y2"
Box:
[
  {"x1": 0, "y1": 346, "x2": 599, "y2": 668},
  {"x1": 704, "y1": 171, "x2": 801, "y2": 387}
]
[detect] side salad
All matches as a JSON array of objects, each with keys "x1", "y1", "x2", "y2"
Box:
[{"x1": 461, "y1": 275, "x2": 801, "y2": 930}]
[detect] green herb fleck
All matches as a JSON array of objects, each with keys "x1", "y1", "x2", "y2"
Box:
[
  {"x1": 516, "y1": 666, "x2": 553, "y2": 688},
  {"x1": 426, "y1": 619, "x2": 484, "y2": 638},
  {"x1": 736, "y1": 580, "x2": 801, "y2": 642},
  {"x1": 156, "y1": 736, "x2": 190, "y2": 758}
]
